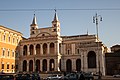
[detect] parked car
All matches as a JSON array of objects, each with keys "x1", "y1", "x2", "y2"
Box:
[
  {"x1": 113, "y1": 74, "x2": 120, "y2": 78},
  {"x1": 30, "y1": 72, "x2": 41, "y2": 80},
  {"x1": 60, "y1": 72, "x2": 82, "y2": 80},
  {"x1": 15, "y1": 73, "x2": 31, "y2": 80},
  {"x1": 83, "y1": 72, "x2": 94, "y2": 80},
  {"x1": 46, "y1": 74, "x2": 62, "y2": 80},
  {"x1": 0, "y1": 73, "x2": 15, "y2": 80}
]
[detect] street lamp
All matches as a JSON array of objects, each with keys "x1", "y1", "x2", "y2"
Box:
[{"x1": 93, "y1": 13, "x2": 102, "y2": 80}]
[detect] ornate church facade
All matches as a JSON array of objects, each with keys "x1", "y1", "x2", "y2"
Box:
[{"x1": 17, "y1": 11, "x2": 107, "y2": 75}]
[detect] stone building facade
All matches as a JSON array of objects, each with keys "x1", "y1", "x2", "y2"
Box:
[
  {"x1": 0, "y1": 25, "x2": 22, "y2": 73},
  {"x1": 17, "y1": 12, "x2": 107, "y2": 75},
  {"x1": 105, "y1": 45, "x2": 120, "y2": 75}
]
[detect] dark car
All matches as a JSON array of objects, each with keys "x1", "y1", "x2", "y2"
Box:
[
  {"x1": 83, "y1": 72, "x2": 94, "y2": 80},
  {"x1": 60, "y1": 72, "x2": 80, "y2": 80},
  {"x1": 30, "y1": 73, "x2": 41, "y2": 80},
  {"x1": 15, "y1": 73, "x2": 31, "y2": 80},
  {"x1": 0, "y1": 73, "x2": 15, "y2": 80}
]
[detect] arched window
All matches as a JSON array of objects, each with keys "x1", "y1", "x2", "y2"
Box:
[
  {"x1": 43, "y1": 43, "x2": 47, "y2": 54},
  {"x1": 23, "y1": 60, "x2": 27, "y2": 71},
  {"x1": 87, "y1": 51, "x2": 96, "y2": 68},
  {"x1": 66, "y1": 59, "x2": 72, "y2": 72},
  {"x1": 29, "y1": 60, "x2": 33, "y2": 72},
  {"x1": 50, "y1": 43, "x2": 54, "y2": 54},
  {"x1": 36, "y1": 44, "x2": 40, "y2": 55},
  {"x1": 23, "y1": 45, "x2": 27, "y2": 56},
  {"x1": 30, "y1": 45, "x2": 34, "y2": 55},
  {"x1": 49, "y1": 59, "x2": 54, "y2": 71},
  {"x1": 42, "y1": 59, "x2": 47, "y2": 71},
  {"x1": 36, "y1": 59, "x2": 40, "y2": 72},
  {"x1": 76, "y1": 59, "x2": 81, "y2": 72}
]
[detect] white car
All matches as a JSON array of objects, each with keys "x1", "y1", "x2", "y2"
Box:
[
  {"x1": 113, "y1": 74, "x2": 120, "y2": 78},
  {"x1": 46, "y1": 74, "x2": 62, "y2": 80}
]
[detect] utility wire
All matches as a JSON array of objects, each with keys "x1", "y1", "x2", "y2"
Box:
[{"x1": 0, "y1": 8, "x2": 120, "y2": 11}]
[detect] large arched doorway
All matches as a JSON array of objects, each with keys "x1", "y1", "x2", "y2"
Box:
[
  {"x1": 49, "y1": 59, "x2": 54, "y2": 71},
  {"x1": 29, "y1": 45, "x2": 34, "y2": 55},
  {"x1": 36, "y1": 44, "x2": 40, "y2": 55},
  {"x1": 36, "y1": 59, "x2": 40, "y2": 72},
  {"x1": 29, "y1": 60, "x2": 33, "y2": 72},
  {"x1": 43, "y1": 43, "x2": 47, "y2": 54},
  {"x1": 87, "y1": 51, "x2": 96, "y2": 68},
  {"x1": 23, "y1": 60, "x2": 27, "y2": 71},
  {"x1": 66, "y1": 59, "x2": 72, "y2": 72},
  {"x1": 50, "y1": 43, "x2": 55, "y2": 54},
  {"x1": 23, "y1": 45, "x2": 27, "y2": 56},
  {"x1": 42, "y1": 59, "x2": 47, "y2": 71},
  {"x1": 76, "y1": 59, "x2": 81, "y2": 72}
]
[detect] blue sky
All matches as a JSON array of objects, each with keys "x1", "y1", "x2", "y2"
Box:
[{"x1": 0, "y1": 0, "x2": 120, "y2": 48}]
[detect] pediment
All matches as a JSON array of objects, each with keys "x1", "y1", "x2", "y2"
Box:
[{"x1": 36, "y1": 32, "x2": 51, "y2": 37}]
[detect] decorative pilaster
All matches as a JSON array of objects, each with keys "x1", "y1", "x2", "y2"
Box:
[
  {"x1": 27, "y1": 44, "x2": 30, "y2": 55},
  {"x1": 47, "y1": 43, "x2": 50, "y2": 54},
  {"x1": 40, "y1": 43, "x2": 43, "y2": 54},
  {"x1": 27, "y1": 60, "x2": 29, "y2": 72}
]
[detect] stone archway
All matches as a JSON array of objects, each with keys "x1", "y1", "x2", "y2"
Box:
[
  {"x1": 36, "y1": 59, "x2": 40, "y2": 72},
  {"x1": 76, "y1": 59, "x2": 81, "y2": 72},
  {"x1": 23, "y1": 45, "x2": 27, "y2": 56},
  {"x1": 66, "y1": 59, "x2": 72, "y2": 72},
  {"x1": 87, "y1": 51, "x2": 96, "y2": 68},
  {"x1": 29, "y1": 45, "x2": 34, "y2": 55},
  {"x1": 29, "y1": 60, "x2": 33, "y2": 72},
  {"x1": 49, "y1": 59, "x2": 54, "y2": 71},
  {"x1": 42, "y1": 59, "x2": 47, "y2": 71},
  {"x1": 23, "y1": 60, "x2": 27, "y2": 71}
]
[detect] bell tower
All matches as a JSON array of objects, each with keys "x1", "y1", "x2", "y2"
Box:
[
  {"x1": 30, "y1": 14, "x2": 38, "y2": 37},
  {"x1": 51, "y1": 10, "x2": 61, "y2": 36}
]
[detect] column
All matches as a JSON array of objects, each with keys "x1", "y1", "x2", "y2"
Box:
[
  {"x1": 72, "y1": 59, "x2": 76, "y2": 71},
  {"x1": 27, "y1": 44, "x2": 30, "y2": 55},
  {"x1": 71, "y1": 44, "x2": 75, "y2": 54},
  {"x1": 21, "y1": 45, "x2": 23, "y2": 56},
  {"x1": 54, "y1": 59, "x2": 58, "y2": 71},
  {"x1": 84, "y1": 50, "x2": 87, "y2": 72},
  {"x1": 34, "y1": 44, "x2": 36, "y2": 55},
  {"x1": 27, "y1": 60, "x2": 29, "y2": 72},
  {"x1": 81, "y1": 50, "x2": 84, "y2": 71},
  {"x1": 47, "y1": 43, "x2": 50, "y2": 54},
  {"x1": 47, "y1": 59, "x2": 49, "y2": 71},
  {"x1": 20, "y1": 61, "x2": 22, "y2": 72},
  {"x1": 40, "y1": 60, "x2": 42, "y2": 72},
  {"x1": 40, "y1": 43, "x2": 43, "y2": 54},
  {"x1": 54, "y1": 42, "x2": 59, "y2": 54}
]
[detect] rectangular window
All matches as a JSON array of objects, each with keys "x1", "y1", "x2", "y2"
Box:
[
  {"x1": 12, "y1": 52, "x2": 14, "y2": 57},
  {"x1": 77, "y1": 49, "x2": 80, "y2": 54},
  {"x1": 2, "y1": 50, "x2": 5, "y2": 56},
  {"x1": 4, "y1": 35, "x2": 5, "y2": 41},
  {"x1": 8, "y1": 51, "x2": 10, "y2": 57},
  {"x1": 2, "y1": 64, "x2": 4, "y2": 69},
  {"x1": 8, "y1": 36, "x2": 10, "y2": 42},
  {"x1": 7, "y1": 64, "x2": 9, "y2": 69},
  {"x1": 67, "y1": 50, "x2": 70, "y2": 54},
  {"x1": 11, "y1": 65, "x2": 14, "y2": 69}
]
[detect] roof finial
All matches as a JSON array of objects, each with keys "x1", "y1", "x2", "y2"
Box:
[
  {"x1": 53, "y1": 9, "x2": 59, "y2": 21},
  {"x1": 86, "y1": 29, "x2": 89, "y2": 35}
]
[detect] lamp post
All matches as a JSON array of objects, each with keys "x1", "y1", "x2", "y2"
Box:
[{"x1": 93, "y1": 13, "x2": 102, "y2": 80}]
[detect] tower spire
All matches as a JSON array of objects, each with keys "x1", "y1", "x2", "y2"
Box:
[
  {"x1": 53, "y1": 9, "x2": 59, "y2": 21},
  {"x1": 31, "y1": 14, "x2": 38, "y2": 26}
]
